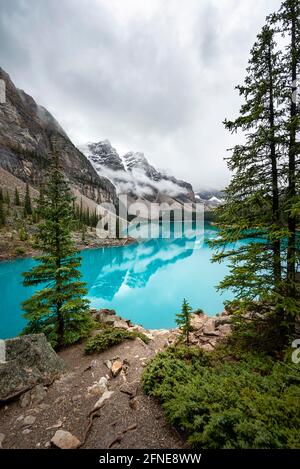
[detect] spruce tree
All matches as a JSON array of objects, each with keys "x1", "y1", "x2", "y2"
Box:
[
  {"x1": 4, "y1": 190, "x2": 10, "y2": 205},
  {"x1": 22, "y1": 154, "x2": 93, "y2": 348},
  {"x1": 0, "y1": 199, "x2": 5, "y2": 227},
  {"x1": 270, "y1": 0, "x2": 300, "y2": 305},
  {"x1": 176, "y1": 299, "x2": 193, "y2": 345},
  {"x1": 24, "y1": 183, "x2": 32, "y2": 216},
  {"x1": 211, "y1": 2, "x2": 300, "y2": 340},
  {"x1": 211, "y1": 26, "x2": 287, "y2": 312}
]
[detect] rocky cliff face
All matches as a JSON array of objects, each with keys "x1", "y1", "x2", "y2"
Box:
[
  {"x1": 83, "y1": 140, "x2": 195, "y2": 204},
  {"x1": 0, "y1": 68, "x2": 116, "y2": 205},
  {"x1": 84, "y1": 140, "x2": 125, "y2": 173}
]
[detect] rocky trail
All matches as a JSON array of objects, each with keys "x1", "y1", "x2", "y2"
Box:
[
  {"x1": 0, "y1": 311, "x2": 231, "y2": 449},
  {"x1": 0, "y1": 330, "x2": 185, "y2": 449}
]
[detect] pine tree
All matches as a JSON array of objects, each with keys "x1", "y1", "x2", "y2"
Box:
[
  {"x1": 176, "y1": 299, "x2": 193, "y2": 345},
  {"x1": 211, "y1": 2, "x2": 300, "y2": 340},
  {"x1": 14, "y1": 187, "x2": 20, "y2": 206},
  {"x1": 211, "y1": 26, "x2": 287, "y2": 312},
  {"x1": 270, "y1": 0, "x2": 300, "y2": 305},
  {"x1": 4, "y1": 190, "x2": 10, "y2": 205},
  {"x1": 0, "y1": 188, "x2": 3, "y2": 203},
  {"x1": 0, "y1": 199, "x2": 5, "y2": 227},
  {"x1": 22, "y1": 154, "x2": 93, "y2": 348},
  {"x1": 24, "y1": 183, "x2": 32, "y2": 216}
]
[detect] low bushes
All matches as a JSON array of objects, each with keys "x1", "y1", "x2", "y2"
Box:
[
  {"x1": 142, "y1": 345, "x2": 300, "y2": 449},
  {"x1": 84, "y1": 327, "x2": 150, "y2": 354}
]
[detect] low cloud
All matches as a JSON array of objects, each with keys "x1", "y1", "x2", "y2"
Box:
[
  {"x1": 0, "y1": 0, "x2": 282, "y2": 189},
  {"x1": 95, "y1": 164, "x2": 188, "y2": 198}
]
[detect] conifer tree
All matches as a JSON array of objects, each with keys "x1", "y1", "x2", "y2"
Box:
[
  {"x1": 22, "y1": 154, "x2": 93, "y2": 348},
  {"x1": 0, "y1": 188, "x2": 3, "y2": 203},
  {"x1": 0, "y1": 199, "x2": 5, "y2": 227},
  {"x1": 4, "y1": 190, "x2": 10, "y2": 205},
  {"x1": 270, "y1": 0, "x2": 300, "y2": 304},
  {"x1": 176, "y1": 299, "x2": 193, "y2": 345},
  {"x1": 211, "y1": 26, "x2": 286, "y2": 311},
  {"x1": 211, "y1": 1, "x2": 299, "y2": 339},
  {"x1": 24, "y1": 183, "x2": 32, "y2": 216},
  {"x1": 14, "y1": 187, "x2": 20, "y2": 206}
]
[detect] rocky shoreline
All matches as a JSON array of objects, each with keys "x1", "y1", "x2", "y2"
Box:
[{"x1": 0, "y1": 236, "x2": 136, "y2": 262}]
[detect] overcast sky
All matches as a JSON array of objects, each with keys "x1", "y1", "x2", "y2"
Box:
[{"x1": 0, "y1": 0, "x2": 282, "y2": 190}]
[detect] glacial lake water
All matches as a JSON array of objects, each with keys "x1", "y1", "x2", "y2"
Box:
[{"x1": 0, "y1": 223, "x2": 236, "y2": 339}]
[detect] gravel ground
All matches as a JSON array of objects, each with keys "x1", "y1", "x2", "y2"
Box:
[{"x1": 0, "y1": 332, "x2": 185, "y2": 450}]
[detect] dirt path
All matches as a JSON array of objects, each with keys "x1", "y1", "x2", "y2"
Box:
[{"x1": 0, "y1": 332, "x2": 185, "y2": 449}]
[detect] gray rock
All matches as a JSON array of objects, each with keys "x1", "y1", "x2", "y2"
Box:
[
  {"x1": 119, "y1": 381, "x2": 139, "y2": 398},
  {"x1": 214, "y1": 316, "x2": 232, "y2": 327},
  {"x1": 0, "y1": 68, "x2": 116, "y2": 208},
  {"x1": 0, "y1": 334, "x2": 65, "y2": 402},
  {"x1": 218, "y1": 324, "x2": 232, "y2": 336},
  {"x1": 31, "y1": 384, "x2": 47, "y2": 404},
  {"x1": 129, "y1": 396, "x2": 139, "y2": 410},
  {"x1": 0, "y1": 433, "x2": 5, "y2": 448},
  {"x1": 19, "y1": 390, "x2": 31, "y2": 408},
  {"x1": 201, "y1": 343, "x2": 215, "y2": 352},
  {"x1": 23, "y1": 415, "x2": 36, "y2": 426},
  {"x1": 22, "y1": 428, "x2": 32, "y2": 435},
  {"x1": 111, "y1": 359, "x2": 123, "y2": 377},
  {"x1": 113, "y1": 319, "x2": 129, "y2": 330},
  {"x1": 93, "y1": 390, "x2": 114, "y2": 411}
]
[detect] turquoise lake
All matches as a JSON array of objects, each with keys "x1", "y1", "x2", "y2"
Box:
[{"x1": 0, "y1": 223, "x2": 235, "y2": 339}]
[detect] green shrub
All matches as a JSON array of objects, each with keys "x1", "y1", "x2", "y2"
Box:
[
  {"x1": 22, "y1": 311, "x2": 95, "y2": 349},
  {"x1": 84, "y1": 327, "x2": 150, "y2": 354},
  {"x1": 142, "y1": 346, "x2": 300, "y2": 449},
  {"x1": 15, "y1": 247, "x2": 25, "y2": 255}
]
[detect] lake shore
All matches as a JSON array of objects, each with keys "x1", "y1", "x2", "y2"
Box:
[{"x1": 0, "y1": 234, "x2": 136, "y2": 262}]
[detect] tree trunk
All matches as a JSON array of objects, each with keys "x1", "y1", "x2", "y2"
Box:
[
  {"x1": 286, "y1": 4, "x2": 297, "y2": 300},
  {"x1": 267, "y1": 36, "x2": 282, "y2": 290}
]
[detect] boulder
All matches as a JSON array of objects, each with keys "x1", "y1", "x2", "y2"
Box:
[
  {"x1": 93, "y1": 390, "x2": 114, "y2": 411},
  {"x1": 0, "y1": 334, "x2": 65, "y2": 402},
  {"x1": 111, "y1": 359, "x2": 123, "y2": 377},
  {"x1": 200, "y1": 343, "x2": 214, "y2": 352},
  {"x1": 51, "y1": 430, "x2": 81, "y2": 449},
  {"x1": 23, "y1": 415, "x2": 36, "y2": 426},
  {"x1": 93, "y1": 309, "x2": 117, "y2": 324},
  {"x1": 214, "y1": 316, "x2": 232, "y2": 327},
  {"x1": 190, "y1": 314, "x2": 207, "y2": 330},
  {"x1": 203, "y1": 320, "x2": 219, "y2": 336},
  {"x1": 113, "y1": 319, "x2": 130, "y2": 330},
  {"x1": 218, "y1": 324, "x2": 232, "y2": 337}
]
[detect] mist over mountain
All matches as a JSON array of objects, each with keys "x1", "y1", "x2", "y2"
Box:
[
  {"x1": 0, "y1": 68, "x2": 116, "y2": 207},
  {"x1": 81, "y1": 140, "x2": 196, "y2": 205}
]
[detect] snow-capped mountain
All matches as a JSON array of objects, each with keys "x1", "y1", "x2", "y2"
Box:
[
  {"x1": 82, "y1": 141, "x2": 125, "y2": 172},
  {"x1": 81, "y1": 140, "x2": 195, "y2": 204},
  {"x1": 195, "y1": 190, "x2": 224, "y2": 210}
]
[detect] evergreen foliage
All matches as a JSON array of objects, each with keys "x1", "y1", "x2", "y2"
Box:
[
  {"x1": 84, "y1": 327, "x2": 150, "y2": 354},
  {"x1": 142, "y1": 346, "x2": 300, "y2": 449},
  {"x1": 24, "y1": 183, "x2": 32, "y2": 216},
  {"x1": 176, "y1": 299, "x2": 193, "y2": 344},
  {"x1": 14, "y1": 187, "x2": 20, "y2": 206},
  {"x1": 22, "y1": 153, "x2": 93, "y2": 348},
  {"x1": 210, "y1": 1, "x2": 300, "y2": 339},
  {"x1": 0, "y1": 199, "x2": 5, "y2": 227}
]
